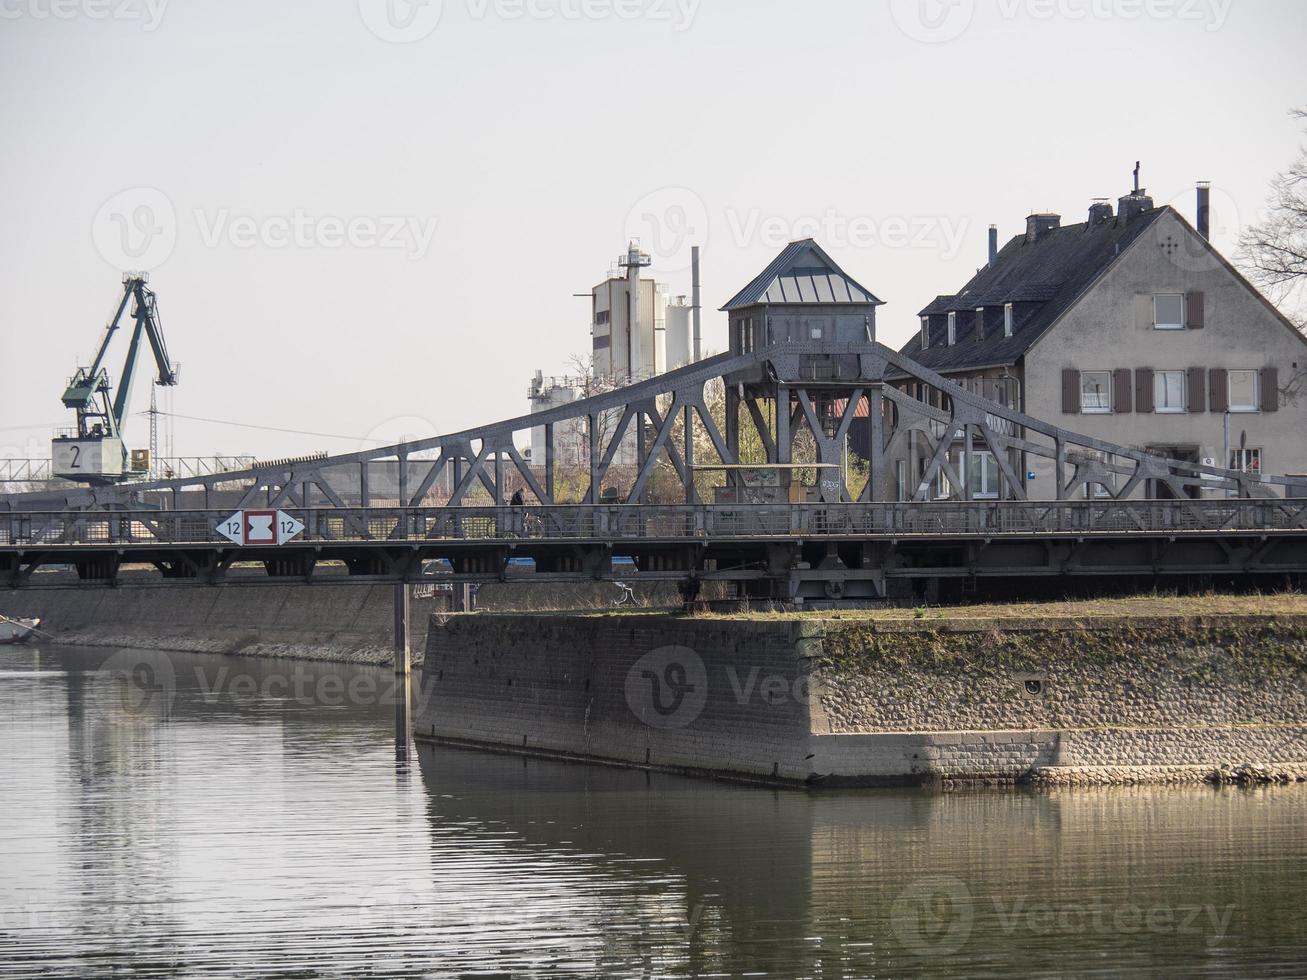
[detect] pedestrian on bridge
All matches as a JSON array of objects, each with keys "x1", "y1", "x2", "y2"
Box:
[{"x1": 510, "y1": 489, "x2": 525, "y2": 536}]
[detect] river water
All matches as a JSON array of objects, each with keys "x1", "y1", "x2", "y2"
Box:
[{"x1": 1, "y1": 643, "x2": 1305, "y2": 979}]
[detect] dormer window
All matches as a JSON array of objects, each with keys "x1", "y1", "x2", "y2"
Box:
[
  {"x1": 921, "y1": 316, "x2": 929, "y2": 350},
  {"x1": 975, "y1": 307, "x2": 985, "y2": 342},
  {"x1": 1004, "y1": 303, "x2": 1014, "y2": 337},
  {"x1": 947, "y1": 312, "x2": 957, "y2": 346}
]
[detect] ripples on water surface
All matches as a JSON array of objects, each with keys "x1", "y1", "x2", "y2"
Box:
[{"x1": 1, "y1": 644, "x2": 1306, "y2": 978}]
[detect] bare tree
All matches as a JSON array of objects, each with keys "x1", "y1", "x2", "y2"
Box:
[
  {"x1": 539, "y1": 353, "x2": 626, "y2": 502},
  {"x1": 1239, "y1": 108, "x2": 1307, "y2": 403},
  {"x1": 1241, "y1": 108, "x2": 1307, "y2": 326},
  {"x1": 569, "y1": 352, "x2": 626, "y2": 442}
]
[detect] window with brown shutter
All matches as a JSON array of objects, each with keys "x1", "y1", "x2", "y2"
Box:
[
  {"x1": 1135, "y1": 367, "x2": 1155, "y2": 413},
  {"x1": 1261, "y1": 367, "x2": 1280, "y2": 412},
  {"x1": 1187, "y1": 367, "x2": 1207, "y2": 413},
  {"x1": 1186, "y1": 292, "x2": 1205, "y2": 329},
  {"x1": 1062, "y1": 369, "x2": 1081, "y2": 415},
  {"x1": 1210, "y1": 368, "x2": 1229, "y2": 413},
  {"x1": 1113, "y1": 368, "x2": 1133, "y2": 414}
]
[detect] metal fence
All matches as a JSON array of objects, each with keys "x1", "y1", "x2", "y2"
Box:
[{"x1": 3, "y1": 499, "x2": 1306, "y2": 549}]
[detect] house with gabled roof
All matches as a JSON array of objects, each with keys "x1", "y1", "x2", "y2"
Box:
[{"x1": 894, "y1": 177, "x2": 1307, "y2": 501}]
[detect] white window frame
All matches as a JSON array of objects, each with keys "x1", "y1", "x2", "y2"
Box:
[
  {"x1": 1153, "y1": 293, "x2": 1185, "y2": 330},
  {"x1": 1229, "y1": 448, "x2": 1262, "y2": 474},
  {"x1": 1227, "y1": 369, "x2": 1260, "y2": 413},
  {"x1": 917, "y1": 457, "x2": 936, "y2": 499},
  {"x1": 947, "y1": 312, "x2": 957, "y2": 346},
  {"x1": 937, "y1": 464, "x2": 952, "y2": 499},
  {"x1": 1080, "y1": 451, "x2": 1117, "y2": 498},
  {"x1": 1080, "y1": 370, "x2": 1113, "y2": 414},
  {"x1": 969, "y1": 451, "x2": 1001, "y2": 499},
  {"x1": 1003, "y1": 303, "x2": 1014, "y2": 337},
  {"x1": 1154, "y1": 370, "x2": 1187, "y2": 413},
  {"x1": 975, "y1": 307, "x2": 985, "y2": 342},
  {"x1": 921, "y1": 317, "x2": 929, "y2": 350}
]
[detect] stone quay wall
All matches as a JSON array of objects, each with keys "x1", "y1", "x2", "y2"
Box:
[
  {"x1": 2, "y1": 584, "x2": 437, "y2": 665},
  {"x1": 415, "y1": 612, "x2": 1307, "y2": 787},
  {"x1": 418, "y1": 615, "x2": 814, "y2": 782}
]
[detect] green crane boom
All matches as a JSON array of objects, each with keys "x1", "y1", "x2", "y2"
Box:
[{"x1": 54, "y1": 275, "x2": 178, "y2": 484}]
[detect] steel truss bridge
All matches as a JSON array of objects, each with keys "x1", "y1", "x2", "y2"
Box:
[{"x1": 3, "y1": 341, "x2": 1304, "y2": 603}]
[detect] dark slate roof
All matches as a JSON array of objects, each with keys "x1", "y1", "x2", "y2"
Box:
[
  {"x1": 722, "y1": 239, "x2": 883, "y2": 311},
  {"x1": 902, "y1": 206, "x2": 1169, "y2": 373},
  {"x1": 919, "y1": 294, "x2": 956, "y2": 315}
]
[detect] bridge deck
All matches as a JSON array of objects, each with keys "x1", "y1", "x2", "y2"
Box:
[{"x1": 3, "y1": 501, "x2": 1305, "y2": 594}]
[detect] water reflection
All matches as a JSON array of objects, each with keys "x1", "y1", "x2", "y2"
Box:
[
  {"x1": 395, "y1": 670, "x2": 412, "y2": 773},
  {"x1": 1, "y1": 644, "x2": 1305, "y2": 979}
]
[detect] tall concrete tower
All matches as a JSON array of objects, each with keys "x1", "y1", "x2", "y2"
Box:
[{"x1": 619, "y1": 243, "x2": 651, "y2": 379}]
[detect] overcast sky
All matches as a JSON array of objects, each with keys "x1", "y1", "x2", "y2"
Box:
[{"x1": 1, "y1": 0, "x2": 1304, "y2": 462}]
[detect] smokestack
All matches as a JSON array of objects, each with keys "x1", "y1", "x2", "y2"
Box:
[
  {"x1": 691, "y1": 245, "x2": 702, "y2": 362},
  {"x1": 627, "y1": 245, "x2": 642, "y2": 378},
  {"x1": 1196, "y1": 181, "x2": 1211, "y2": 240},
  {"x1": 988, "y1": 225, "x2": 998, "y2": 265}
]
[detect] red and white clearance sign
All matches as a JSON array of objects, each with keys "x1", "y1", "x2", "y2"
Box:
[{"x1": 216, "y1": 510, "x2": 306, "y2": 546}]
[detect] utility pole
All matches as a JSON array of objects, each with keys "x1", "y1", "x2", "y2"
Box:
[
  {"x1": 691, "y1": 246, "x2": 702, "y2": 362},
  {"x1": 1223, "y1": 410, "x2": 1231, "y2": 498}
]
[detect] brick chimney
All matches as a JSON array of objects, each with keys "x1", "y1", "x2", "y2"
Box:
[
  {"x1": 1118, "y1": 162, "x2": 1153, "y2": 220},
  {"x1": 1118, "y1": 190, "x2": 1154, "y2": 221},
  {"x1": 1025, "y1": 213, "x2": 1061, "y2": 244},
  {"x1": 1088, "y1": 199, "x2": 1114, "y2": 226}
]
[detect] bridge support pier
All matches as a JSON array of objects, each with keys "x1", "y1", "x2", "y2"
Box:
[{"x1": 393, "y1": 582, "x2": 410, "y2": 676}]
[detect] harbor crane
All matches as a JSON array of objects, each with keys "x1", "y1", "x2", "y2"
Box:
[{"x1": 52, "y1": 274, "x2": 178, "y2": 484}]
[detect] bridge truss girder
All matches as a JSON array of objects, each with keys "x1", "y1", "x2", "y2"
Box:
[
  {"x1": 6, "y1": 341, "x2": 1291, "y2": 515},
  {"x1": 3, "y1": 341, "x2": 1302, "y2": 604}
]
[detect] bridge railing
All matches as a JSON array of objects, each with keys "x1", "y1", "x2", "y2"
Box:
[{"x1": 2, "y1": 499, "x2": 1305, "y2": 549}]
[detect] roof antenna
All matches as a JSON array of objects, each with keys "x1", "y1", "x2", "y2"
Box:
[{"x1": 1133, "y1": 160, "x2": 1141, "y2": 194}]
